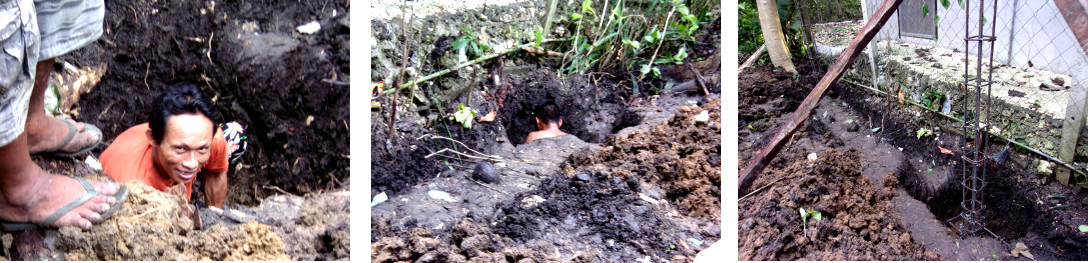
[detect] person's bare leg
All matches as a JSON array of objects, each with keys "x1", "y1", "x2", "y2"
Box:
[
  {"x1": 0, "y1": 132, "x2": 119, "y2": 229},
  {"x1": 23, "y1": 58, "x2": 100, "y2": 153}
]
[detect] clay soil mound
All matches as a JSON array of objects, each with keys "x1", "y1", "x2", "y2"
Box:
[
  {"x1": 55, "y1": 182, "x2": 291, "y2": 261},
  {"x1": 739, "y1": 149, "x2": 938, "y2": 260}
]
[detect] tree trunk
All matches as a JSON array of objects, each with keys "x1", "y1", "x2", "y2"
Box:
[{"x1": 755, "y1": 0, "x2": 796, "y2": 73}]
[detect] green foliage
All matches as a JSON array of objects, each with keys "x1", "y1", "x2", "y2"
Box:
[
  {"x1": 451, "y1": 103, "x2": 475, "y2": 129},
  {"x1": 799, "y1": 207, "x2": 822, "y2": 238},
  {"x1": 452, "y1": 28, "x2": 492, "y2": 60},
  {"x1": 554, "y1": 0, "x2": 717, "y2": 83},
  {"x1": 921, "y1": 91, "x2": 945, "y2": 110},
  {"x1": 738, "y1": 0, "x2": 821, "y2": 64},
  {"x1": 916, "y1": 127, "x2": 933, "y2": 139},
  {"x1": 738, "y1": 1, "x2": 762, "y2": 62}
]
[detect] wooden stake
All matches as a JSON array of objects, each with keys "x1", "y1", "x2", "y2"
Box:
[{"x1": 739, "y1": 0, "x2": 907, "y2": 195}]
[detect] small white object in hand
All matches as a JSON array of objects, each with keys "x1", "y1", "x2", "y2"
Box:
[
  {"x1": 808, "y1": 153, "x2": 818, "y2": 161},
  {"x1": 297, "y1": 21, "x2": 321, "y2": 34}
]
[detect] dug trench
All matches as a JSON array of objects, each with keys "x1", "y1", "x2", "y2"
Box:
[
  {"x1": 371, "y1": 56, "x2": 722, "y2": 261},
  {"x1": 739, "y1": 56, "x2": 1088, "y2": 260},
  {"x1": 3, "y1": 0, "x2": 348, "y2": 260}
]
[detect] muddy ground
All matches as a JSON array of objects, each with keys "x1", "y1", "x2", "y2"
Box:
[
  {"x1": 371, "y1": 55, "x2": 721, "y2": 261},
  {"x1": 69, "y1": 0, "x2": 350, "y2": 203},
  {"x1": 0, "y1": 157, "x2": 349, "y2": 260},
  {"x1": 3, "y1": 0, "x2": 348, "y2": 260},
  {"x1": 738, "y1": 56, "x2": 1088, "y2": 260}
]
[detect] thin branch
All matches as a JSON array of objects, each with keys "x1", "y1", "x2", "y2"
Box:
[
  {"x1": 393, "y1": 39, "x2": 565, "y2": 91},
  {"x1": 739, "y1": 178, "x2": 783, "y2": 202},
  {"x1": 639, "y1": 1, "x2": 678, "y2": 81},
  {"x1": 466, "y1": 176, "x2": 509, "y2": 195},
  {"x1": 417, "y1": 134, "x2": 502, "y2": 160},
  {"x1": 390, "y1": 0, "x2": 412, "y2": 142}
]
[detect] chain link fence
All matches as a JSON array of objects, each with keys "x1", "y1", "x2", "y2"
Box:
[{"x1": 797, "y1": 0, "x2": 1088, "y2": 185}]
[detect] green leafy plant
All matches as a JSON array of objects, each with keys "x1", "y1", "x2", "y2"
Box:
[
  {"x1": 451, "y1": 103, "x2": 475, "y2": 129},
  {"x1": 917, "y1": 127, "x2": 933, "y2": 139},
  {"x1": 921, "y1": 91, "x2": 946, "y2": 110},
  {"x1": 558, "y1": 0, "x2": 715, "y2": 83},
  {"x1": 799, "y1": 207, "x2": 822, "y2": 238},
  {"x1": 451, "y1": 28, "x2": 492, "y2": 61}
]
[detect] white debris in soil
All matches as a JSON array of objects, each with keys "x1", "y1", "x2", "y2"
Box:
[
  {"x1": 520, "y1": 195, "x2": 546, "y2": 208},
  {"x1": 371, "y1": 192, "x2": 388, "y2": 207},
  {"x1": 638, "y1": 193, "x2": 660, "y2": 205},
  {"x1": 296, "y1": 21, "x2": 321, "y2": 34},
  {"x1": 808, "y1": 152, "x2": 818, "y2": 161},
  {"x1": 427, "y1": 190, "x2": 459, "y2": 202},
  {"x1": 693, "y1": 110, "x2": 710, "y2": 124}
]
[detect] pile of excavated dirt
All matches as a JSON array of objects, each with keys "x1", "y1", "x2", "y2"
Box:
[
  {"x1": 738, "y1": 149, "x2": 939, "y2": 260},
  {"x1": 565, "y1": 98, "x2": 722, "y2": 221},
  {"x1": 55, "y1": 182, "x2": 291, "y2": 261}
]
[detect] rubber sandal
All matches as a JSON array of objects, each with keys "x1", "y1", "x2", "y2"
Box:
[
  {"x1": 32, "y1": 117, "x2": 102, "y2": 158},
  {"x1": 0, "y1": 177, "x2": 128, "y2": 231}
]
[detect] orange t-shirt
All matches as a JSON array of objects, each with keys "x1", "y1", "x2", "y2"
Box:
[{"x1": 100, "y1": 123, "x2": 228, "y2": 200}]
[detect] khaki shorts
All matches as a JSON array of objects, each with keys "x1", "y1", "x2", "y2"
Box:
[{"x1": 0, "y1": 0, "x2": 102, "y2": 146}]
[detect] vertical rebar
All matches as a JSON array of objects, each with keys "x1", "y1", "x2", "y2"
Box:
[{"x1": 955, "y1": 0, "x2": 999, "y2": 238}]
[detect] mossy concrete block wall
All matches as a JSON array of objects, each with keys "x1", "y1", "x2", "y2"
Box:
[{"x1": 822, "y1": 41, "x2": 1085, "y2": 160}]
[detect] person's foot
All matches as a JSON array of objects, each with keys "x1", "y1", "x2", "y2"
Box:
[
  {"x1": 0, "y1": 169, "x2": 119, "y2": 229},
  {"x1": 24, "y1": 114, "x2": 102, "y2": 155}
]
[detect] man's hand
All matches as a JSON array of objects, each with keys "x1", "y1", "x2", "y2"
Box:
[{"x1": 203, "y1": 170, "x2": 228, "y2": 209}]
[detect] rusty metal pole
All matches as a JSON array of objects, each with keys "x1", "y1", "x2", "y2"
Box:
[{"x1": 739, "y1": 0, "x2": 906, "y2": 195}]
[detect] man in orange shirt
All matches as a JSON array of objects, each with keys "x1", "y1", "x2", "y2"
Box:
[{"x1": 100, "y1": 84, "x2": 245, "y2": 210}]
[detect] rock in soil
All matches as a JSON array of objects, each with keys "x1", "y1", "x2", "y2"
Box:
[{"x1": 473, "y1": 162, "x2": 501, "y2": 184}]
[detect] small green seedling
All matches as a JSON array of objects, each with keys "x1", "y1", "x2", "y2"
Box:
[
  {"x1": 1079, "y1": 225, "x2": 1088, "y2": 232},
  {"x1": 800, "y1": 208, "x2": 822, "y2": 238},
  {"x1": 1048, "y1": 193, "x2": 1066, "y2": 200},
  {"x1": 917, "y1": 127, "x2": 933, "y2": 139},
  {"x1": 451, "y1": 103, "x2": 475, "y2": 129}
]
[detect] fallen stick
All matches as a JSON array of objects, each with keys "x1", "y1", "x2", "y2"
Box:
[
  {"x1": 391, "y1": 39, "x2": 565, "y2": 92},
  {"x1": 417, "y1": 134, "x2": 503, "y2": 160},
  {"x1": 466, "y1": 176, "x2": 509, "y2": 195},
  {"x1": 738, "y1": 177, "x2": 783, "y2": 202},
  {"x1": 667, "y1": 73, "x2": 720, "y2": 94},
  {"x1": 520, "y1": 46, "x2": 568, "y2": 58},
  {"x1": 739, "y1": 0, "x2": 906, "y2": 195},
  {"x1": 687, "y1": 63, "x2": 709, "y2": 95},
  {"x1": 739, "y1": 43, "x2": 766, "y2": 71}
]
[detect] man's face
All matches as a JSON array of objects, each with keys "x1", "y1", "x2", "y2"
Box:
[{"x1": 150, "y1": 113, "x2": 214, "y2": 185}]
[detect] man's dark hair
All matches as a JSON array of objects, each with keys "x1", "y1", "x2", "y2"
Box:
[
  {"x1": 533, "y1": 99, "x2": 561, "y2": 124},
  {"x1": 149, "y1": 83, "x2": 222, "y2": 143}
]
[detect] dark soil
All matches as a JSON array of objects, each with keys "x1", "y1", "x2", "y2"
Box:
[
  {"x1": 835, "y1": 82, "x2": 1088, "y2": 260},
  {"x1": 3, "y1": 157, "x2": 348, "y2": 261},
  {"x1": 69, "y1": 0, "x2": 349, "y2": 204},
  {"x1": 739, "y1": 55, "x2": 1088, "y2": 260},
  {"x1": 2, "y1": 0, "x2": 349, "y2": 260},
  {"x1": 371, "y1": 96, "x2": 721, "y2": 262},
  {"x1": 739, "y1": 58, "x2": 939, "y2": 260}
]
